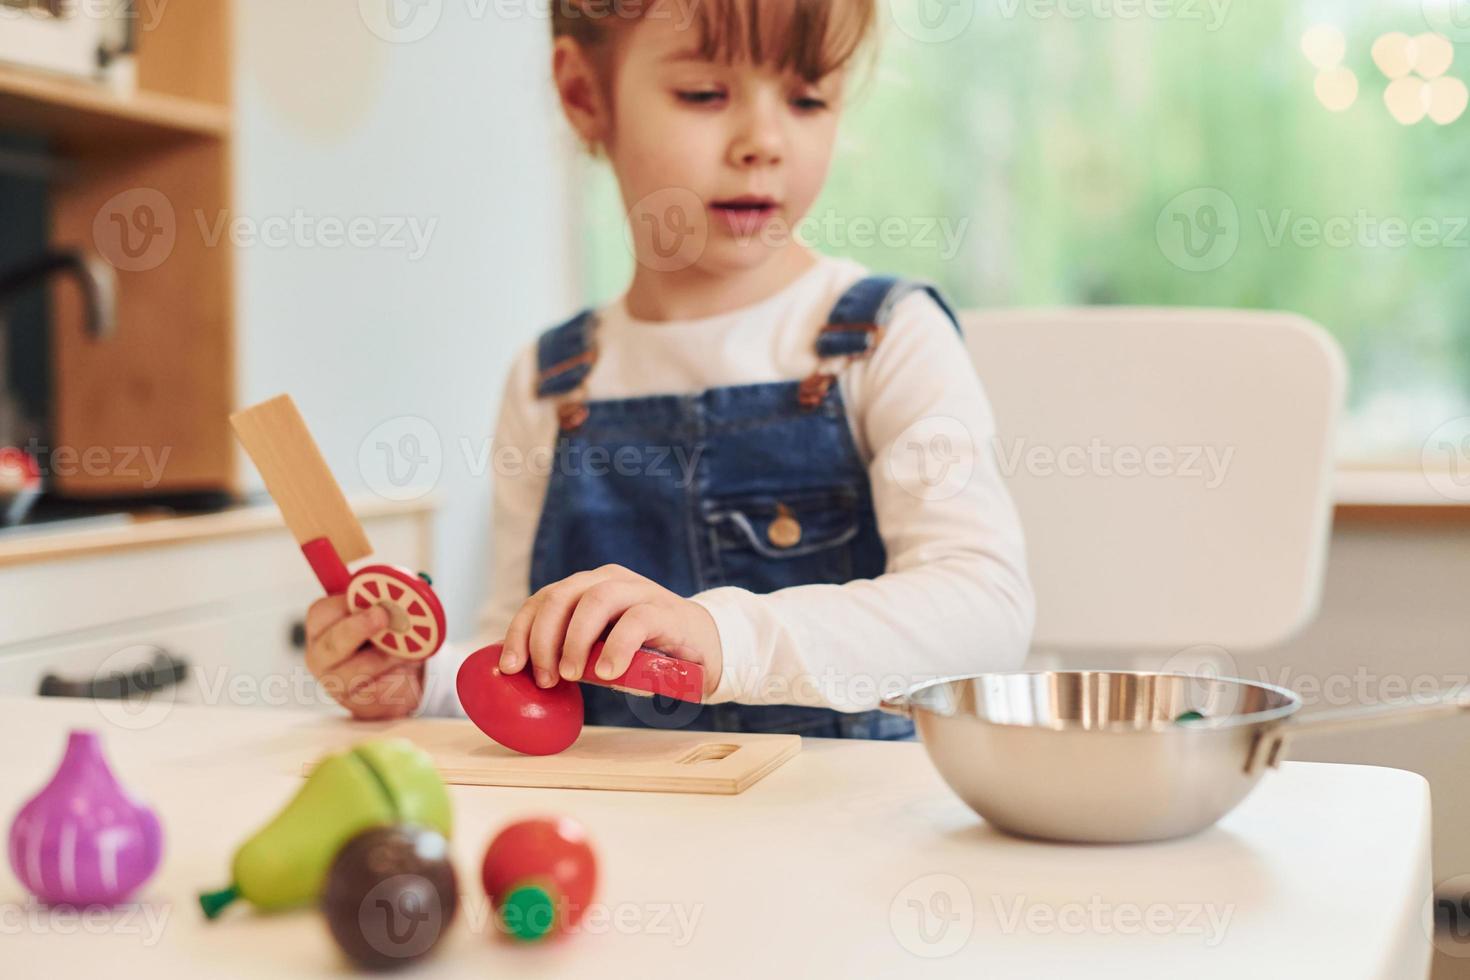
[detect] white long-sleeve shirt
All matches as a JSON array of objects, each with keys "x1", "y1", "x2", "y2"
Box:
[{"x1": 420, "y1": 255, "x2": 1034, "y2": 716}]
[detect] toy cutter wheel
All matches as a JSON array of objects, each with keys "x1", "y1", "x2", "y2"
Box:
[{"x1": 230, "y1": 395, "x2": 446, "y2": 662}]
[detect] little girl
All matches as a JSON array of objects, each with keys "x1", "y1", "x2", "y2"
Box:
[{"x1": 305, "y1": 0, "x2": 1034, "y2": 739}]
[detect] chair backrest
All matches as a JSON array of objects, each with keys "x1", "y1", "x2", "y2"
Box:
[{"x1": 964, "y1": 308, "x2": 1346, "y2": 653}]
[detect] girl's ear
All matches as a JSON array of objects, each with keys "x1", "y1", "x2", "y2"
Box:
[{"x1": 553, "y1": 37, "x2": 611, "y2": 156}]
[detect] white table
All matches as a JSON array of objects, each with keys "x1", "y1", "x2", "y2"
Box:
[{"x1": 0, "y1": 697, "x2": 1434, "y2": 979}]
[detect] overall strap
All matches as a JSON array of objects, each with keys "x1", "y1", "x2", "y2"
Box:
[
  {"x1": 535, "y1": 309, "x2": 598, "y2": 398},
  {"x1": 535, "y1": 309, "x2": 600, "y2": 430},
  {"x1": 800, "y1": 276, "x2": 963, "y2": 410},
  {"x1": 817, "y1": 276, "x2": 963, "y2": 359}
]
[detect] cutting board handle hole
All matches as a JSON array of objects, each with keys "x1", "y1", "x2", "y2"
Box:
[{"x1": 676, "y1": 743, "x2": 740, "y2": 765}]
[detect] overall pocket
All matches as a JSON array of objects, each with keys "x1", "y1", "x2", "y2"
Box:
[{"x1": 703, "y1": 487, "x2": 862, "y2": 593}]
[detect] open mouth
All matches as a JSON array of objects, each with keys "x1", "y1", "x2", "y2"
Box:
[
  {"x1": 710, "y1": 197, "x2": 780, "y2": 234},
  {"x1": 712, "y1": 196, "x2": 778, "y2": 211}
]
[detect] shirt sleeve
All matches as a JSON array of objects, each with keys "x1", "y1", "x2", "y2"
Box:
[
  {"x1": 691, "y1": 293, "x2": 1036, "y2": 711},
  {"x1": 419, "y1": 344, "x2": 556, "y2": 717}
]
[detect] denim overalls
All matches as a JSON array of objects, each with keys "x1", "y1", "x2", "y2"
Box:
[{"x1": 529, "y1": 275, "x2": 963, "y2": 739}]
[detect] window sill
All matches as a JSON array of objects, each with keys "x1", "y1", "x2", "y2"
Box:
[{"x1": 1334, "y1": 468, "x2": 1470, "y2": 525}]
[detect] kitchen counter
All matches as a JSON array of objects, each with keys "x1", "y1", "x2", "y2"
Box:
[
  {"x1": 0, "y1": 495, "x2": 435, "y2": 569},
  {"x1": 0, "y1": 697, "x2": 1433, "y2": 979}
]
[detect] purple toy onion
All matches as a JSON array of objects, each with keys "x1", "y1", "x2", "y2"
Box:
[{"x1": 8, "y1": 730, "x2": 163, "y2": 906}]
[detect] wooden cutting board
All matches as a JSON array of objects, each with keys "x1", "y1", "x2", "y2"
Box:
[{"x1": 303, "y1": 718, "x2": 801, "y2": 796}]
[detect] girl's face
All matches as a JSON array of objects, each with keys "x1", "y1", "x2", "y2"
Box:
[{"x1": 574, "y1": 5, "x2": 847, "y2": 277}]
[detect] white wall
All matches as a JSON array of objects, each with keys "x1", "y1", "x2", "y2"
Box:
[
  {"x1": 1256, "y1": 521, "x2": 1470, "y2": 890},
  {"x1": 233, "y1": 1, "x2": 577, "y2": 632}
]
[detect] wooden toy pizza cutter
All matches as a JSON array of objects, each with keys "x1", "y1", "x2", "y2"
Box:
[{"x1": 230, "y1": 395, "x2": 446, "y2": 662}]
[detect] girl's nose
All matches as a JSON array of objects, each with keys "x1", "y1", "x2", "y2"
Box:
[
  {"x1": 728, "y1": 103, "x2": 785, "y2": 168},
  {"x1": 731, "y1": 135, "x2": 782, "y2": 167}
]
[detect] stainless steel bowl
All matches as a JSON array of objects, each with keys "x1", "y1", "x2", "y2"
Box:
[{"x1": 881, "y1": 670, "x2": 1470, "y2": 844}]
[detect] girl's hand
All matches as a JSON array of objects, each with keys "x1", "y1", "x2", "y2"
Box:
[
  {"x1": 499, "y1": 565, "x2": 723, "y2": 699},
  {"x1": 304, "y1": 595, "x2": 425, "y2": 721}
]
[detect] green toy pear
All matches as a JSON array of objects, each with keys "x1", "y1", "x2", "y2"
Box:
[{"x1": 199, "y1": 739, "x2": 452, "y2": 920}]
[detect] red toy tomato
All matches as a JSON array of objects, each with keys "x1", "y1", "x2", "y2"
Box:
[
  {"x1": 456, "y1": 644, "x2": 584, "y2": 756},
  {"x1": 481, "y1": 817, "x2": 598, "y2": 942}
]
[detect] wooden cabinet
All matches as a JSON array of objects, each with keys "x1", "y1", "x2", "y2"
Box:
[{"x1": 0, "y1": 1, "x2": 237, "y2": 498}]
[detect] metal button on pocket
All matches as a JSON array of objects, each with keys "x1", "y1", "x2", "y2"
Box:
[{"x1": 767, "y1": 503, "x2": 803, "y2": 549}]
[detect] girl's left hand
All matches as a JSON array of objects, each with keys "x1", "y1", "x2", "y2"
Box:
[{"x1": 498, "y1": 564, "x2": 723, "y2": 699}]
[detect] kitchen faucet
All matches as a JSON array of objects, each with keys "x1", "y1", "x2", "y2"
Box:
[
  {"x1": 0, "y1": 249, "x2": 116, "y2": 526},
  {"x1": 0, "y1": 249, "x2": 116, "y2": 339}
]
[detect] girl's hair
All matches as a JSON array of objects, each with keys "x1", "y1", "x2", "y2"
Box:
[{"x1": 552, "y1": 0, "x2": 878, "y2": 84}]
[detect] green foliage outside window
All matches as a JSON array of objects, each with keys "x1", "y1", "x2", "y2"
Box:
[{"x1": 577, "y1": 3, "x2": 1470, "y2": 461}]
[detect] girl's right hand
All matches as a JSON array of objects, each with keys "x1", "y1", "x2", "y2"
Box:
[{"x1": 304, "y1": 595, "x2": 425, "y2": 721}]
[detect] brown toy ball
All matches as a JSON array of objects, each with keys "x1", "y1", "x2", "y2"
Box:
[{"x1": 321, "y1": 825, "x2": 459, "y2": 970}]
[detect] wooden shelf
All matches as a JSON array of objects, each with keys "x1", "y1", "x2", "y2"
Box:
[
  {"x1": 0, "y1": 65, "x2": 230, "y2": 151},
  {"x1": 3, "y1": 0, "x2": 240, "y2": 502}
]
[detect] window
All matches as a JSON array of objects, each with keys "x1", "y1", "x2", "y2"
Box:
[{"x1": 575, "y1": 3, "x2": 1470, "y2": 464}]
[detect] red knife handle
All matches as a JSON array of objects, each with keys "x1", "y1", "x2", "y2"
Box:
[
  {"x1": 302, "y1": 537, "x2": 352, "y2": 595},
  {"x1": 582, "y1": 643, "x2": 705, "y2": 703}
]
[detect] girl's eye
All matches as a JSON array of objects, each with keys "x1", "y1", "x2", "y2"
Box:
[
  {"x1": 792, "y1": 96, "x2": 829, "y2": 112},
  {"x1": 676, "y1": 90, "x2": 726, "y2": 105}
]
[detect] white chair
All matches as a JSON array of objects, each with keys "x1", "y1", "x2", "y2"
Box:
[{"x1": 964, "y1": 308, "x2": 1347, "y2": 657}]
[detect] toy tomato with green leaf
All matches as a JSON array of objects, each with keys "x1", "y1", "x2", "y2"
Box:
[{"x1": 481, "y1": 817, "x2": 597, "y2": 942}]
